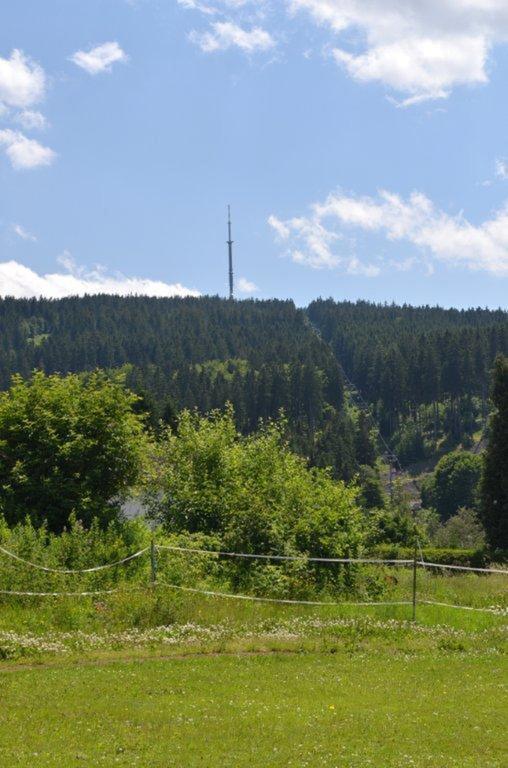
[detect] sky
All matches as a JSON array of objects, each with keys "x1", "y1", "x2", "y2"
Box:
[{"x1": 1, "y1": 0, "x2": 508, "y2": 308}]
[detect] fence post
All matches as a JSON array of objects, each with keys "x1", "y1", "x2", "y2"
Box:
[
  {"x1": 412, "y1": 539, "x2": 418, "y2": 622},
  {"x1": 150, "y1": 539, "x2": 157, "y2": 586}
]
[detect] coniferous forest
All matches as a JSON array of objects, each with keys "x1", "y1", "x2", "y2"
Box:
[{"x1": 1, "y1": 295, "x2": 507, "y2": 479}]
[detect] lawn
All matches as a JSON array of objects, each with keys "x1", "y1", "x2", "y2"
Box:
[
  {"x1": 0, "y1": 576, "x2": 506, "y2": 767},
  {"x1": 0, "y1": 649, "x2": 506, "y2": 767}
]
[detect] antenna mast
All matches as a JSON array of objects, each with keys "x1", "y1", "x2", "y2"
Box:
[{"x1": 227, "y1": 205, "x2": 234, "y2": 300}]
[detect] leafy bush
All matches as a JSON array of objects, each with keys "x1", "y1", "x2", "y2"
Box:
[
  {"x1": 0, "y1": 371, "x2": 149, "y2": 531},
  {"x1": 149, "y1": 408, "x2": 364, "y2": 559},
  {"x1": 146, "y1": 408, "x2": 365, "y2": 597},
  {"x1": 432, "y1": 508, "x2": 486, "y2": 549},
  {"x1": 0, "y1": 514, "x2": 150, "y2": 594},
  {"x1": 368, "y1": 544, "x2": 488, "y2": 568},
  {"x1": 421, "y1": 451, "x2": 482, "y2": 520},
  {"x1": 480, "y1": 354, "x2": 508, "y2": 549},
  {"x1": 394, "y1": 423, "x2": 426, "y2": 464},
  {"x1": 365, "y1": 479, "x2": 426, "y2": 547},
  {"x1": 357, "y1": 465, "x2": 386, "y2": 510}
]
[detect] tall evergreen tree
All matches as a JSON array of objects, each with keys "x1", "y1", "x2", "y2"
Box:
[{"x1": 480, "y1": 355, "x2": 508, "y2": 549}]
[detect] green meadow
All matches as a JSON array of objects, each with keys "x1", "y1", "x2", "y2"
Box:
[
  {"x1": 1, "y1": 645, "x2": 506, "y2": 768},
  {"x1": 0, "y1": 586, "x2": 506, "y2": 768}
]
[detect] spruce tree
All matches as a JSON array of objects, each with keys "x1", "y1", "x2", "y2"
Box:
[{"x1": 480, "y1": 355, "x2": 508, "y2": 549}]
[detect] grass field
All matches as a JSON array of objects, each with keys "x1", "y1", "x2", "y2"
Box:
[
  {"x1": 1, "y1": 647, "x2": 506, "y2": 767},
  {"x1": 1, "y1": 571, "x2": 506, "y2": 767}
]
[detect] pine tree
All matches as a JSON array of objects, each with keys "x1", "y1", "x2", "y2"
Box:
[{"x1": 480, "y1": 355, "x2": 508, "y2": 549}]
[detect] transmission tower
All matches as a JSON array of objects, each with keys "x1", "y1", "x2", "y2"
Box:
[{"x1": 227, "y1": 205, "x2": 234, "y2": 300}]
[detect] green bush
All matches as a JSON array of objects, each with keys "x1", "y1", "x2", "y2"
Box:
[
  {"x1": 149, "y1": 408, "x2": 364, "y2": 561},
  {"x1": 421, "y1": 450, "x2": 482, "y2": 520},
  {"x1": 0, "y1": 514, "x2": 151, "y2": 594},
  {"x1": 0, "y1": 371, "x2": 149, "y2": 531},
  {"x1": 368, "y1": 544, "x2": 488, "y2": 568},
  {"x1": 432, "y1": 508, "x2": 486, "y2": 549},
  {"x1": 145, "y1": 408, "x2": 365, "y2": 598}
]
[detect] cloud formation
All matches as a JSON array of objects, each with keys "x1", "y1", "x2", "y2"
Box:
[
  {"x1": 0, "y1": 49, "x2": 46, "y2": 108},
  {"x1": 290, "y1": 0, "x2": 508, "y2": 103},
  {"x1": 237, "y1": 276, "x2": 258, "y2": 293},
  {"x1": 179, "y1": 1, "x2": 508, "y2": 102},
  {"x1": 270, "y1": 188, "x2": 508, "y2": 276},
  {"x1": 0, "y1": 129, "x2": 56, "y2": 169},
  {"x1": 0, "y1": 50, "x2": 54, "y2": 169},
  {"x1": 495, "y1": 158, "x2": 508, "y2": 180},
  {"x1": 180, "y1": 1, "x2": 276, "y2": 55},
  {"x1": 12, "y1": 223, "x2": 37, "y2": 242},
  {"x1": 0, "y1": 258, "x2": 201, "y2": 299},
  {"x1": 70, "y1": 42, "x2": 128, "y2": 75},
  {"x1": 14, "y1": 109, "x2": 47, "y2": 130},
  {"x1": 190, "y1": 21, "x2": 275, "y2": 53}
]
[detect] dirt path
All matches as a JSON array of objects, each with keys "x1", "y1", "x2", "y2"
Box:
[{"x1": 0, "y1": 647, "x2": 304, "y2": 675}]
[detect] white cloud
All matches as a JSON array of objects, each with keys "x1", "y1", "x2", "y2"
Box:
[
  {"x1": 271, "y1": 187, "x2": 508, "y2": 276},
  {"x1": 495, "y1": 158, "x2": 508, "y2": 180},
  {"x1": 178, "y1": 0, "x2": 256, "y2": 13},
  {"x1": 14, "y1": 109, "x2": 48, "y2": 130},
  {"x1": 0, "y1": 50, "x2": 46, "y2": 108},
  {"x1": 177, "y1": 0, "x2": 508, "y2": 101},
  {"x1": 0, "y1": 129, "x2": 56, "y2": 169},
  {"x1": 177, "y1": 0, "x2": 217, "y2": 14},
  {"x1": 190, "y1": 22, "x2": 275, "y2": 53},
  {"x1": 0, "y1": 258, "x2": 201, "y2": 299},
  {"x1": 290, "y1": 0, "x2": 508, "y2": 102},
  {"x1": 333, "y1": 36, "x2": 487, "y2": 106},
  {"x1": 70, "y1": 42, "x2": 128, "y2": 75},
  {"x1": 237, "y1": 276, "x2": 258, "y2": 293},
  {"x1": 276, "y1": 215, "x2": 342, "y2": 269},
  {"x1": 12, "y1": 223, "x2": 37, "y2": 242},
  {"x1": 269, "y1": 210, "x2": 366, "y2": 271},
  {"x1": 346, "y1": 257, "x2": 380, "y2": 277},
  {"x1": 267, "y1": 214, "x2": 290, "y2": 239}
]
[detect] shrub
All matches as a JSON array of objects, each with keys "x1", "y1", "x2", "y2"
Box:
[
  {"x1": 480, "y1": 355, "x2": 508, "y2": 548},
  {"x1": 0, "y1": 371, "x2": 149, "y2": 531},
  {"x1": 0, "y1": 514, "x2": 150, "y2": 594},
  {"x1": 422, "y1": 451, "x2": 482, "y2": 520},
  {"x1": 149, "y1": 408, "x2": 364, "y2": 561},
  {"x1": 433, "y1": 508, "x2": 486, "y2": 549},
  {"x1": 368, "y1": 544, "x2": 488, "y2": 568}
]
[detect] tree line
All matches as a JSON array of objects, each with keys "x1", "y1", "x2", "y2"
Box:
[
  {"x1": 0, "y1": 295, "x2": 366, "y2": 479},
  {"x1": 0, "y1": 363, "x2": 506, "y2": 553},
  {"x1": 1, "y1": 294, "x2": 508, "y2": 476},
  {"x1": 308, "y1": 299, "x2": 508, "y2": 458}
]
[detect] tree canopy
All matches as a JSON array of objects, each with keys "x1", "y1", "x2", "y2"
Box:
[
  {"x1": 0, "y1": 371, "x2": 148, "y2": 531},
  {"x1": 421, "y1": 450, "x2": 482, "y2": 521},
  {"x1": 480, "y1": 355, "x2": 508, "y2": 548}
]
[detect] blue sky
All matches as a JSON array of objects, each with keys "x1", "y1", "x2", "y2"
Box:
[{"x1": 1, "y1": 0, "x2": 508, "y2": 307}]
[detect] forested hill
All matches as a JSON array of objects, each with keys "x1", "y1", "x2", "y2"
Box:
[
  {"x1": 0, "y1": 295, "x2": 335, "y2": 374},
  {"x1": 308, "y1": 299, "x2": 508, "y2": 462},
  {"x1": 1, "y1": 294, "x2": 508, "y2": 475},
  {"x1": 0, "y1": 296, "x2": 357, "y2": 476}
]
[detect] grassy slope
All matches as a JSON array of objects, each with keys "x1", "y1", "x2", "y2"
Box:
[{"x1": 1, "y1": 650, "x2": 506, "y2": 768}]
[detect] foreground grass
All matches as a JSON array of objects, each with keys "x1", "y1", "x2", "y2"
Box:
[
  {"x1": 1, "y1": 594, "x2": 506, "y2": 767},
  {"x1": 1, "y1": 648, "x2": 506, "y2": 768}
]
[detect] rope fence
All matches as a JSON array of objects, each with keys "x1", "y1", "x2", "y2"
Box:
[
  {"x1": 0, "y1": 587, "x2": 122, "y2": 597},
  {"x1": 0, "y1": 542, "x2": 506, "y2": 616},
  {"x1": 156, "y1": 544, "x2": 414, "y2": 566},
  {"x1": 0, "y1": 545, "x2": 149, "y2": 574},
  {"x1": 157, "y1": 580, "x2": 414, "y2": 608}
]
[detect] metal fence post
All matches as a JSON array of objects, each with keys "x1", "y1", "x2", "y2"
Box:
[
  {"x1": 150, "y1": 539, "x2": 157, "y2": 586},
  {"x1": 412, "y1": 539, "x2": 418, "y2": 622}
]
